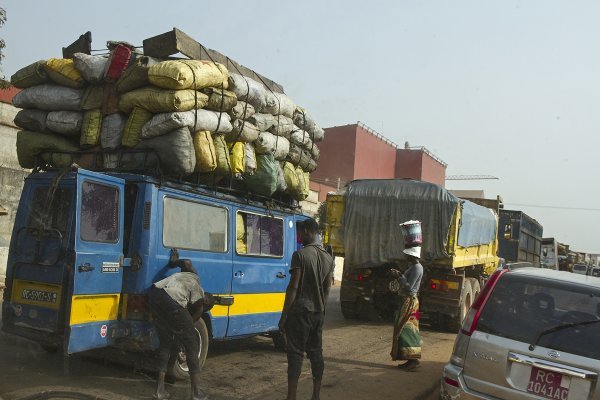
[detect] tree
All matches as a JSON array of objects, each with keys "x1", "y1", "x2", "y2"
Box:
[{"x1": 0, "y1": 7, "x2": 9, "y2": 89}]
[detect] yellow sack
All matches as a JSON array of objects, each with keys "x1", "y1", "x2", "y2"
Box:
[
  {"x1": 118, "y1": 87, "x2": 209, "y2": 114},
  {"x1": 202, "y1": 87, "x2": 237, "y2": 111},
  {"x1": 43, "y1": 58, "x2": 85, "y2": 89},
  {"x1": 213, "y1": 134, "x2": 232, "y2": 177},
  {"x1": 148, "y1": 60, "x2": 229, "y2": 90},
  {"x1": 123, "y1": 107, "x2": 153, "y2": 147},
  {"x1": 236, "y1": 213, "x2": 247, "y2": 254},
  {"x1": 284, "y1": 162, "x2": 310, "y2": 201},
  {"x1": 81, "y1": 109, "x2": 103, "y2": 148},
  {"x1": 193, "y1": 131, "x2": 217, "y2": 172},
  {"x1": 228, "y1": 142, "x2": 245, "y2": 178}
]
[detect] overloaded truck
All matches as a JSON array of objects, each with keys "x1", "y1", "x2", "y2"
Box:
[
  {"x1": 325, "y1": 179, "x2": 499, "y2": 331},
  {"x1": 497, "y1": 210, "x2": 543, "y2": 266},
  {"x1": 2, "y1": 29, "x2": 323, "y2": 374}
]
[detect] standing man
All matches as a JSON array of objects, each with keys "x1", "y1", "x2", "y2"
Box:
[
  {"x1": 279, "y1": 218, "x2": 334, "y2": 400},
  {"x1": 390, "y1": 245, "x2": 424, "y2": 371},
  {"x1": 149, "y1": 250, "x2": 214, "y2": 400}
]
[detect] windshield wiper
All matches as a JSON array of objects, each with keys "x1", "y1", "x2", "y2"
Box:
[{"x1": 529, "y1": 320, "x2": 600, "y2": 351}]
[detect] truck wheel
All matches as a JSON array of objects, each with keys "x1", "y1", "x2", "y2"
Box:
[
  {"x1": 168, "y1": 318, "x2": 209, "y2": 380},
  {"x1": 341, "y1": 301, "x2": 358, "y2": 319},
  {"x1": 446, "y1": 279, "x2": 472, "y2": 332},
  {"x1": 469, "y1": 278, "x2": 481, "y2": 302}
]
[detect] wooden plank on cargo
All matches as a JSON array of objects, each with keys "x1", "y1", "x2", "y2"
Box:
[
  {"x1": 143, "y1": 28, "x2": 284, "y2": 93},
  {"x1": 62, "y1": 31, "x2": 92, "y2": 59}
]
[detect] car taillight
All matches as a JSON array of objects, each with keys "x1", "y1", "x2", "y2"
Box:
[
  {"x1": 460, "y1": 269, "x2": 507, "y2": 336},
  {"x1": 126, "y1": 294, "x2": 150, "y2": 321},
  {"x1": 444, "y1": 376, "x2": 460, "y2": 388}
]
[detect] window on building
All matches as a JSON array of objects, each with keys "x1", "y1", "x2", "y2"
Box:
[
  {"x1": 236, "y1": 211, "x2": 284, "y2": 257},
  {"x1": 163, "y1": 197, "x2": 228, "y2": 252}
]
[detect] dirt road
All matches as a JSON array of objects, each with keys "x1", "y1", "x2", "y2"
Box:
[{"x1": 0, "y1": 287, "x2": 455, "y2": 400}]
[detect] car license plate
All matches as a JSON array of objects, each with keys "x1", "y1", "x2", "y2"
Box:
[{"x1": 527, "y1": 366, "x2": 569, "y2": 400}]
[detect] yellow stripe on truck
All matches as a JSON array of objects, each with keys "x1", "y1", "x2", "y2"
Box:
[
  {"x1": 210, "y1": 293, "x2": 285, "y2": 317},
  {"x1": 70, "y1": 294, "x2": 120, "y2": 325}
]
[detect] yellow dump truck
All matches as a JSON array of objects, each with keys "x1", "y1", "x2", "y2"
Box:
[{"x1": 325, "y1": 179, "x2": 499, "y2": 330}]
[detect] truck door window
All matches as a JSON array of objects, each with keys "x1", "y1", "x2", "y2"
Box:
[
  {"x1": 163, "y1": 197, "x2": 228, "y2": 252},
  {"x1": 80, "y1": 181, "x2": 119, "y2": 243},
  {"x1": 28, "y1": 187, "x2": 71, "y2": 233},
  {"x1": 236, "y1": 211, "x2": 283, "y2": 257}
]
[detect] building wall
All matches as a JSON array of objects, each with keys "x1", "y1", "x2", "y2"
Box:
[
  {"x1": 353, "y1": 126, "x2": 397, "y2": 179},
  {"x1": 394, "y1": 149, "x2": 423, "y2": 181},
  {"x1": 420, "y1": 152, "x2": 446, "y2": 187},
  {"x1": 0, "y1": 100, "x2": 29, "y2": 286},
  {"x1": 310, "y1": 124, "x2": 357, "y2": 185},
  {"x1": 395, "y1": 149, "x2": 446, "y2": 187}
]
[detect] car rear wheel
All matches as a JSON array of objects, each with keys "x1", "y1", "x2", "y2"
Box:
[{"x1": 168, "y1": 318, "x2": 209, "y2": 380}]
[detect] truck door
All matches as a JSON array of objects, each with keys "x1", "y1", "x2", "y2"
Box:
[
  {"x1": 68, "y1": 170, "x2": 125, "y2": 354},
  {"x1": 227, "y1": 210, "x2": 291, "y2": 336}
]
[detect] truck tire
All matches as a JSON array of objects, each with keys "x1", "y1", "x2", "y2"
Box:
[
  {"x1": 446, "y1": 279, "x2": 472, "y2": 332},
  {"x1": 341, "y1": 301, "x2": 358, "y2": 319},
  {"x1": 469, "y1": 278, "x2": 481, "y2": 302},
  {"x1": 168, "y1": 318, "x2": 209, "y2": 380}
]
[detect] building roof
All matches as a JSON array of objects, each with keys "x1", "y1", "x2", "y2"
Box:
[{"x1": 0, "y1": 204, "x2": 7, "y2": 216}]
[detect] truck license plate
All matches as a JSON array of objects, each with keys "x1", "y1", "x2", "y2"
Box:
[
  {"x1": 527, "y1": 366, "x2": 569, "y2": 400},
  {"x1": 21, "y1": 288, "x2": 58, "y2": 304}
]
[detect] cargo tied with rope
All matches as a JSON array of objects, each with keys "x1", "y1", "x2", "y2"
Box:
[{"x1": 10, "y1": 28, "x2": 323, "y2": 202}]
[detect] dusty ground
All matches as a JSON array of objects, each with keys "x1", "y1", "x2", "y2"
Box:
[{"x1": 0, "y1": 287, "x2": 455, "y2": 400}]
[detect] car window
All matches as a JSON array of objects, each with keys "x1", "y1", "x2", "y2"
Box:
[{"x1": 477, "y1": 274, "x2": 600, "y2": 360}]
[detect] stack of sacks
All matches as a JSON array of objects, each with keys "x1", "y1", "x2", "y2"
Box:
[
  {"x1": 227, "y1": 73, "x2": 324, "y2": 200},
  {"x1": 11, "y1": 49, "x2": 233, "y2": 176},
  {"x1": 11, "y1": 46, "x2": 325, "y2": 201}
]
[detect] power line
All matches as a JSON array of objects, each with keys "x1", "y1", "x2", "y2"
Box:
[
  {"x1": 446, "y1": 174, "x2": 499, "y2": 180},
  {"x1": 505, "y1": 203, "x2": 600, "y2": 211}
]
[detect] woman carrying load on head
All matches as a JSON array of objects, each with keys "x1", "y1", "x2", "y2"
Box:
[{"x1": 390, "y1": 221, "x2": 424, "y2": 371}]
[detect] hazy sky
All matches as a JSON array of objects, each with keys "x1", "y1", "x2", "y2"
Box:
[{"x1": 2, "y1": 1, "x2": 599, "y2": 253}]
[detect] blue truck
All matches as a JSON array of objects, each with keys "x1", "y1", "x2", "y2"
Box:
[
  {"x1": 497, "y1": 209, "x2": 543, "y2": 267},
  {"x1": 2, "y1": 168, "x2": 308, "y2": 377}
]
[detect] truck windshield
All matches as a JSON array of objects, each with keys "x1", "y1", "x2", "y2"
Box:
[{"x1": 476, "y1": 274, "x2": 600, "y2": 360}]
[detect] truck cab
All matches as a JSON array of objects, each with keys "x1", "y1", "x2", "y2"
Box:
[{"x1": 3, "y1": 168, "x2": 307, "y2": 373}]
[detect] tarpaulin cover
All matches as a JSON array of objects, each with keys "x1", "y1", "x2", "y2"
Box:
[
  {"x1": 342, "y1": 179, "x2": 459, "y2": 269},
  {"x1": 457, "y1": 200, "x2": 497, "y2": 247}
]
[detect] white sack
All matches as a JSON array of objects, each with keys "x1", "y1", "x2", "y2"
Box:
[
  {"x1": 228, "y1": 73, "x2": 267, "y2": 111},
  {"x1": 101, "y1": 113, "x2": 127, "y2": 150},
  {"x1": 142, "y1": 110, "x2": 232, "y2": 139},
  {"x1": 73, "y1": 53, "x2": 109, "y2": 84},
  {"x1": 13, "y1": 84, "x2": 84, "y2": 111},
  {"x1": 46, "y1": 111, "x2": 83, "y2": 136}
]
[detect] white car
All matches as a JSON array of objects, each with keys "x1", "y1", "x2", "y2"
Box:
[{"x1": 441, "y1": 268, "x2": 600, "y2": 399}]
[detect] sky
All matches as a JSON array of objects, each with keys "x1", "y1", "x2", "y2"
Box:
[{"x1": 2, "y1": 1, "x2": 599, "y2": 253}]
